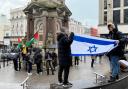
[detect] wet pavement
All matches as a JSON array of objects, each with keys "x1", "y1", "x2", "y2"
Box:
[{"x1": 0, "y1": 56, "x2": 111, "y2": 89}]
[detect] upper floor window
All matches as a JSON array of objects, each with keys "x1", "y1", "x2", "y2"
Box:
[
  {"x1": 124, "y1": 0, "x2": 128, "y2": 6},
  {"x1": 104, "y1": 0, "x2": 107, "y2": 9},
  {"x1": 124, "y1": 9, "x2": 128, "y2": 23},
  {"x1": 104, "y1": 11, "x2": 107, "y2": 24},
  {"x1": 113, "y1": 10, "x2": 120, "y2": 24},
  {"x1": 5, "y1": 33, "x2": 9, "y2": 36},
  {"x1": 12, "y1": 16, "x2": 14, "y2": 19},
  {"x1": 113, "y1": 0, "x2": 120, "y2": 8}
]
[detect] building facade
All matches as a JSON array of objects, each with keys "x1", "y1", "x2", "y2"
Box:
[
  {"x1": 98, "y1": 0, "x2": 128, "y2": 37},
  {"x1": 0, "y1": 14, "x2": 10, "y2": 47},
  {"x1": 10, "y1": 7, "x2": 27, "y2": 45},
  {"x1": 69, "y1": 18, "x2": 90, "y2": 35}
]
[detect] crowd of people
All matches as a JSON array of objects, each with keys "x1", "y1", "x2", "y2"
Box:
[
  {"x1": 9, "y1": 45, "x2": 58, "y2": 76},
  {"x1": 1, "y1": 24, "x2": 128, "y2": 88}
]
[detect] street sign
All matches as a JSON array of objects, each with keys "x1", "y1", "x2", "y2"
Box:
[{"x1": 4, "y1": 38, "x2": 10, "y2": 46}]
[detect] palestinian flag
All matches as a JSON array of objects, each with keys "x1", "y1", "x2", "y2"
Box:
[
  {"x1": 17, "y1": 38, "x2": 22, "y2": 49},
  {"x1": 18, "y1": 38, "x2": 22, "y2": 43},
  {"x1": 26, "y1": 32, "x2": 39, "y2": 47}
]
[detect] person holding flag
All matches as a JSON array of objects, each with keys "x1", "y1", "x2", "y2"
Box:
[
  {"x1": 107, "y1": 23, "x2": 126, "y2": 82},
  {"x1": 57, "y1": 27, "x2": 74, "y2": 87}
]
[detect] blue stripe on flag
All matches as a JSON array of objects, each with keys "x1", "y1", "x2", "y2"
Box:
[
  {"x1": 71, "y1": 52, "x2": 106, "y2": 56},
  {"x1": 74, "y1": 36, "x2": 116, "y2": 45}
]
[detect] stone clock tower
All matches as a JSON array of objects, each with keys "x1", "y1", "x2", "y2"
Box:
[{"x1": 24, "y1": 0, "x2": 71, "y2": 48}]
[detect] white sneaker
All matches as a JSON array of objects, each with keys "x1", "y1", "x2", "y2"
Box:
[
  {"x1": 62, "y1": 84, "x2": 68, "y2": 87},
  {"x1": 27, "y1": 73, "x2": 32, "y2": 76},
  {"x1": 57, "y1": 82, "x2": 63, "y2": 86},
  {"x1": 63, "y1": 83, "x2": 72, "y2": 88},
  {"x1": 36, "y1": 73, "x2": 39, "y2": 75},
  {"x1": 39, "y1": 72, "x2": 43, "y2": 75}
]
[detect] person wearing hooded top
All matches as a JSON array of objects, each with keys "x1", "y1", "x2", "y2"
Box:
[
  {"x1": 34, "y1": 48, "x2": 43, "y2": 74},
  {"x1": 57, "y1": 27, "x2": 74, "y2": 87},
  {"x1": 107, "y1": 23, "x2": 126, "y2": 82}
]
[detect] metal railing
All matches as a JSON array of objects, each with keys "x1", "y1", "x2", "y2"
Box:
[
  {"x1": 94, "y1": 72, "x2": 107, "y2": 84},
  {"x1": 21, "y1": 76, "x2": 29, "y2": 89},
  {"x1": 86, "y1": 74, "x2": 128, "y2": 89}
]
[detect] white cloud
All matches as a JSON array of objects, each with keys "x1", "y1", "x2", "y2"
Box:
[{"x1": 0, "y1": 0, "x2": 29, "y2": 18}]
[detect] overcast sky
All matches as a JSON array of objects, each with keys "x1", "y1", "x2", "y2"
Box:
[{"x1": 0, "y1": 0, "x2": 99, "y2": 26}]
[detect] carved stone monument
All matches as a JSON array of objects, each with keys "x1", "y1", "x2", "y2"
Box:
[{"x1": 24, "y1": 0, "x2": 71, "y2": 48}]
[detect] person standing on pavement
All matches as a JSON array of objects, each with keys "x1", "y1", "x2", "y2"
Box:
[
  {"x1": 45, "y1": 51, "x2": 54, "y2": 75},
  {"x1": 34, "y1": 48, "x2": 43, "y2": 75},
  {"x1": 107, "y1": 23, "x2": 126, "y2": 82},
  {"x1": 27, "y1": 46, "x2": 34, "y2": 75},
  {"x1": 91, "y1": 56, "x2": 96, "y2": 68},
  {"x1": 74, "y1": 56, "x2": 79, "y2": 66},
  {"x1": 11, "y1": 52, "x2": 19, "y2": 71},
  {"x1": 57, "y1": 27, "x2": 74, "y2": 87},
  {"x1": 21, "y1": 44, "x2": 29, "y2": 71}
]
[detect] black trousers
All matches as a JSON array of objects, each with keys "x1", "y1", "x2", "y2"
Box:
[
  {"x1": 91, "y1": 59, "x2": 94, "y2": 68},
  {"x1": 75, "y1": 59, "x2": 79, "y2": 65},
  {"x1": 58, "y1": 65, "x2": 70, "y2": 84},
  {"x1": 22, "y1": 54, "x2": 28, "y2": 71},
  {"x1": 36, "y1": 62, "x2": 42, "y2": 74},
  {"x1": 46, "y1": 60, "x2": 54, "y2": 75},
  {"x1": 13, "y1": 59, "x2": 18, "y2": 71},
  {"x1": 52, "y1": 58, "x2": 57, "y2": 69},
  {"x1": 27, "y1": 62, "x2": 32, "y2": 73}
]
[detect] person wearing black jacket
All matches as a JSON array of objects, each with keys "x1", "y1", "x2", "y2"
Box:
[
  {"x1": 27, "y1": 46, "x2": 33, "y2": 75},
  {"x1": 74, "y1": 56, "x2": 79, "y2": 66},
  {"x1": 107, "y1": 23, "x2": 126, "y2": 82},
  {"x1": 34, "y1": 48, "x2": 43, "y2": 74},
  {"x1": 57, "y1": 28, "x2": 74, "y2": 86}
]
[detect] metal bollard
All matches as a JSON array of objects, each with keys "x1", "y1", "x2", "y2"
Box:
[
  {"x1": 84, "y1": 56, "x2": 86, "y2": 62},
  {"x1": 7, "y1": 59, "x2": 9, "y2": 66},
  {"x1": 3, "y1": 59, "x2": 5, "y2": 67}
]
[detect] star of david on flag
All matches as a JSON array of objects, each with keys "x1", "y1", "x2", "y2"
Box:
[{"x1": 88, "y1": 45, "x2": 98, "y2": 53}]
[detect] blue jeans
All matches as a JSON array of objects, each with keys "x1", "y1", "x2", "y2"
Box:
[{"x1": 110, "y1": 56, "x2": 120, "y2": 77}]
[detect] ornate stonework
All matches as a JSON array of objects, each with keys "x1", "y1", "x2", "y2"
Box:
[
  {"x1": 24, "y1": 0, "x2": 71, "y2": 48},
  {"x1": 31, "y1": 0, "x2": 65, "y2": 5}
]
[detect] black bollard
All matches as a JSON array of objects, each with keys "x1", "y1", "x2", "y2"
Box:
[
  {"x1": 7, "y1": 59, "x2": 9, "y2": 66},
  {"x1": 18, "y1": 55, "x2": 21, "y2": 71},
  {"x1": 3, "y1": 59, "x2": 5, "y2": 67},
  {"x1": 84, "y1": 56, "x2": 86, "y2": 63}
]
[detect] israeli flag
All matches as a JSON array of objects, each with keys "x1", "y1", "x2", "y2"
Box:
[{"x1": 71, "y1": 34, "x2": 117, "y2": 56}]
